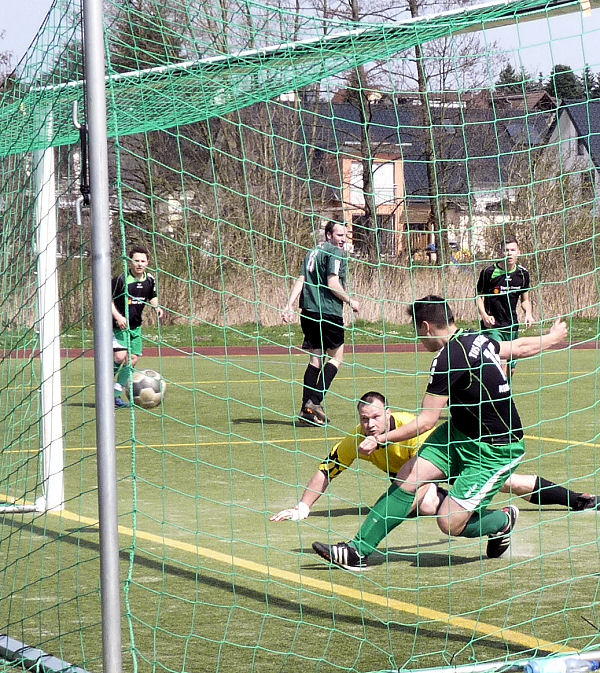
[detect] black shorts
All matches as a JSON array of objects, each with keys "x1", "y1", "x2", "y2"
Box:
[{"x1": 300, "y1": 311, "x2": 344, "y2": 352}]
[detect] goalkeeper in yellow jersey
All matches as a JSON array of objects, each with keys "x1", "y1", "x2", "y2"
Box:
[{"x1": 271, "y1": 391, "x2": 599, "y2": 523}]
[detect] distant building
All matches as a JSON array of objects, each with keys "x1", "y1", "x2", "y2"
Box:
[{"x1": 547, "y1": 99, "x2": 600, "y2": 208}]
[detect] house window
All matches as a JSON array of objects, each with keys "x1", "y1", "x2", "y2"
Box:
[{"x1": 350, "y1": 161, "x2": 396, "y2": 206}]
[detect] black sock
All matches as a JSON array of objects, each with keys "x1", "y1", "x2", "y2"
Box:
[
  {"x1": 529, "y1": 476, "x2": 581, "y2": 509},
  {"x1": 314, "y1": 362, "x2": 339, "y2": 404},
  {"x1": 302, "y1": 364, "x2": 321, "y2": 407}
]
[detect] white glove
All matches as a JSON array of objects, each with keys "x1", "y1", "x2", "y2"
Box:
[{"x1": 270, "y1": 501, "x2": 310, "y2": 522}]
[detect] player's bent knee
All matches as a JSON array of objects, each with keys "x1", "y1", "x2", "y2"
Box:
[
  {"x1": 417, "y1": 483, "x2": 440, "y2": 516},
  {"x1": 436, "y1": 513, "x2": 467, "y2": 537}
]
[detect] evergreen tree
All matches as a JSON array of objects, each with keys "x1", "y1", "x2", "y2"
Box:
[
  {"x1": 545, "y1": 64, "x2": 585, "y2": 100},
  {"x1": 581, "y1": 65, "x2": 600, "y2": 99},
  {"x1": 496, "y1": 64, "x2": 525, "y2": 92}
]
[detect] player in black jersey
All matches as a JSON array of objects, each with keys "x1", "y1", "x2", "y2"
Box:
[
  {"x1": 312, "y1": 296, "x2": 567, "y2": 571},
  {"x1": 476, "y1": 237, "x2": 534, "y2": 378},
  {"x1": 111, "y1": 246, "x2": 163, "y2": 408}
]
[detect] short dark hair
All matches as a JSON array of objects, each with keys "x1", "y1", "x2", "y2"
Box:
[
  {"x1": 408, "y1": 295, "x2": 455, "y2": 328},
  {"x1": 357, "y1": 391, "x2": 388, "y2": 409},
  {"x1": 324, "y1": 220, "x2": 341, "y2": 240},
  {"x1": 502, "y1": 236, "x2": 518, "y2": 248},
  {"x1": 128, "y1": 245, "x2": 149, "y2": 259}
]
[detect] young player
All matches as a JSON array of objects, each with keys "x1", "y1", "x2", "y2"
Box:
[
  {"x1": 111, "y1": 246, "x2": 163, "y2": 408},
  {"x1": 282, "y1": 221, "x2": 359, "y2": 426},
  {"x1": 311, "y1": 297, "x2": 568, "y2": 571},
  {"x1": 476, "y1": 237, "x2": 533, "y2": 377},
  {"x1": 271, "y1": 392, "x2": 598, "y2": 523}
]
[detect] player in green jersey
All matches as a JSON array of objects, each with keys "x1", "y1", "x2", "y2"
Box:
[{"x1": 283, "y1": 221, "x2": 359, "y2": 426}]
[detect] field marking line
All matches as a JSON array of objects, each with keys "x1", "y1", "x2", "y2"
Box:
[
  {"x1": 18, "y1": 505, "x2": 572, "y2": 655},
  {"x1": 44, "y1": 368, "x2": 590, "y2": 390},
  {"x1": 6, "y1": 434, "x2": 600, "y2": 455}
]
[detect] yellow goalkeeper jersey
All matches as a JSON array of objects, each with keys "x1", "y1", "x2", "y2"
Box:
[{"x1": 318, "y1": 411, "x2": 434, "y2": 480}]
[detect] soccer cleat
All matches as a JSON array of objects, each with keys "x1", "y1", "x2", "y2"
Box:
[
  {"x1": 312, "y1": 541, "x2": 367, "y2": 571},
  {"x1": 297, "y1": 408, "x2": 325, "y2": 427},
  {"x1": 574, "y1": 493, "x2": 600, "y2": 511},
  {"x1": 303, "y1": 400, "x2": 329, "y2": 424},
  {"x1": 114, "y1": 397, "x2": 131, "y2": 409},
  {"x1": 486, "y1": 505, "x2": 519, "y2": 559}
]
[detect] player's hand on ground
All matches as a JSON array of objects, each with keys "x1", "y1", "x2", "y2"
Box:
[
  {"x1": 358, "y1": 435, "x2": 379, "y2": 456},
  {"x1": 270, "y1": 502, "x2": 310, "y2": 521}
]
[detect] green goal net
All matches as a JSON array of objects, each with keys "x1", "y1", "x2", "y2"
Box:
[{"x1": 1, "y1": 0, "x2": 600, "y2": 671}]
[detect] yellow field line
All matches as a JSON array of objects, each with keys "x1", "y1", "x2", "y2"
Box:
[
  {"x1": 523, "y1": 435, "x2": 600, "y2": 449},
  {"x1": 18, "y1": 505, "x2": 570, "y2": 655}
]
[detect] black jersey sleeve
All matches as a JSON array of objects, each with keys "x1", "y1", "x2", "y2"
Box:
[
  {"x1": 111, "y1": 274, "x2": 125, "y2": 299},
  {"x1": 476, "y1": 266, "x2": 491, "y2": 296},
  {"x1": 147, "y1": 273, "x2": 158, "y2": 302}
]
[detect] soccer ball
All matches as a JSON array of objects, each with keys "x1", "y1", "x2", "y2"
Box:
[{"x1": 125, "y1": 369, "x2": 166, "y2": 409}]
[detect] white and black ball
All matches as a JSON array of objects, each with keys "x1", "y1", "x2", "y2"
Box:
[{"x1": 125, "y1": 369, "x2": 166, "y2": 409}]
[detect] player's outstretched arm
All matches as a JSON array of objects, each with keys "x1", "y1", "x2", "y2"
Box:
[
  {"x1": 520, "y1": 292, "x2": 534, "y2": 329},
  {"x1": 499, "y1": 318, "x2": 567, "y2": 361},
  {"x1": 150, "y1": 297, "x2": 164, "y2": 319},
  {"x1": 327, "y1": 275, "x2": 359, "y2": 313},
  {"x1": 476, "y1": 295, "x2": 495, "y2": 328},
  {"x1": 270, "y1": 470, "x2": 329, "y2": 522},
  {"x1": 112, "y1": 301, "x2": 127, "y2": 330},
  {"x1": 282, "y1": 274, "x2": 305, "y2": 324}
]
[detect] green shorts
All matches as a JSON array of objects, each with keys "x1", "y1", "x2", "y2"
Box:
[
  {"x1": 113, "y1": 326, "x2": 143, "y2": 356},
  {"x1": 481, "y1": 326, "x2": 519, "y2": 370},
  {"x1": 418, "y1": 422, "x2": 525, "y2": 512},
  {"x1": 481, "y1": 326, "x2": 519, "y2": 343}
]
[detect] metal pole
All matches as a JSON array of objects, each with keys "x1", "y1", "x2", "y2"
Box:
[{"x1": 82, "y1": 1, "x2": 123, "y2": 672}]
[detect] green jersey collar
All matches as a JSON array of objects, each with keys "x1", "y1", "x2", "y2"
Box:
[{"x1": 127, "y1": 271, "x2": 147, "y2": 284}]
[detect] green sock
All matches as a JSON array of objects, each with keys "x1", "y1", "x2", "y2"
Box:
[
  {"x1": 351, "y1": 484, "x2": 415, "y2": 557},
  {"x1": 117, "y1": 364, "x2": 134, "y2": 391},
  {"x1": 460, "y1": 509, "x2": 509, "y2": 538}
]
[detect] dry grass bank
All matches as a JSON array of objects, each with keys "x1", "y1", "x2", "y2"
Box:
[{"x1": 156, "y1": 263, "x2": 600, "y2": 327}]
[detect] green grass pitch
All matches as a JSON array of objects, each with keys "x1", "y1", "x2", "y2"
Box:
[{"x1": 2, "y1": 348, "x2": 600, "y2": 673}]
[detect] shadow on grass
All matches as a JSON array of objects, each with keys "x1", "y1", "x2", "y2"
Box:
[
  {"x1": 6, "y1": 518, "x2": 520, "y2": 656},
  {"x1": 232, "y1": 417, "x2": 297, "y2": 427},
  {"x1": 312, "y1": 505, "x2": 577, "y2": 518},
  {"x1": 66, "y1": 401, "x2": 97, "y2": 409},
  {"x1": 299, "y1": 544, "x2": 477, "y2": 569}
]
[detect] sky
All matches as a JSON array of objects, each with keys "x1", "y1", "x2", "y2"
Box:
[{"x1": 2, "y1": 0, "x2": 600, "y2": 76}]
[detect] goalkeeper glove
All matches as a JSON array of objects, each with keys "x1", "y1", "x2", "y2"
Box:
[{"x1": 270, "y1": 501, "x2": 310, "y2": 522}]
